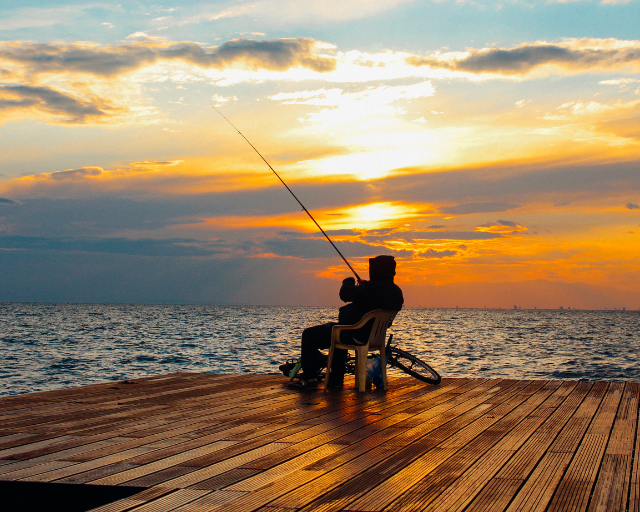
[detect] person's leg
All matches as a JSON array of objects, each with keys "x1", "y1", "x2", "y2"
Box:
[
  {"x1": 300, "y1": 323, "x2": 335, "y2": 378},
  {"x1": 327, "y1": 348, "x2": 347, "y2": 386},
  {"x1": 305, "y1": 323, "x2": 347, "y2": 385}
]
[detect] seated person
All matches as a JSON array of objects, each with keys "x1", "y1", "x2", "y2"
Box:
[{"x1": 289, "y1": 255, "x2": 404, "y2": 388}]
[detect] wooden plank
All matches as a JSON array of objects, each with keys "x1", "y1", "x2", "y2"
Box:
[
  {"x1": 174, "y1": 379, "x2": 480, "y2": 478},
  {"x1": 0, "y1": 437, "x2": 130, "y2": 476},
  {"x1": 0, "y1": 374, "x2": 266, "y2": 437},
  {"x1": 56, "y1": 462, "x2": 138, "y2": 484},
  {"x1": 270, "y1": 380, "x2": 525, "y2": 511},
  {"x1": 188, "y1": 469, "x2": 262, "y2": 490},
  {"x1": 84, "y1": 486, "x2": 176, "y2": 512},
  {"x1": 546, "y1": 382, "x2": 625, "y2": 512},
  {"x1": 268, "y1": 382, "x2": 524, "y2": 510},
  {"x1": 231, "y1": 381, "x2": 472, "y2": 474},
  {"x1": 171, "y1": 490, "x2": 248, "y2": 512},
  {"x1": 631, "y1": 383, "x2": 640, "y2": 512},
  {"x1": 0, "y1": 460, "x2": 78, "y2": 480},
  {"x1": 463, "y1": 381, "x2": 594, "y2": 512},
  {"x1": 184, "y1": 469, "x2": 324, "y2": 512},
  {"x1": 175, "y1": 380, "x2": 484, "y2": 500},
  {"x1": 0, "y1": 435, "x2": 82, "y2": 460},
  {"x1": 93, "y1": 442, "x2": 292, "y2": 488},
  {"x1": 374, "y1": 381, "x2": 563, "y2": 512},
  {"x1": 1, "y1": 374, "x2": 637, "y2": 512},
  {"x1": 461, "y1": 477, "x2": 524, "y2": 512},
  {"x1": 2, "y1": 378, "x2": 304, "y2": 471},
  {"x1": 588, "y1": 382, "x2": 639, "y2": 512},
  {"x1": 16, "y1": 439, "x2": 231, "y2": 483},
  {"x1": 226, "y1": 443, "x2": 344, "y2": 492},
  {"x1": 343, "y1": 383, "x2": 543, "y2": 511},
  {"x1": 115, "y1": 489, "x2": 210, "y2": 512},
  {"x1": 506, "y1": 452, "x2": 575, "y2": 512},
  {"x1": 412, "y1": 382, "x2": 576, "y2": 512},
  {"x1": 66, "y1": 423, "x2": 256, "y2": 463}
]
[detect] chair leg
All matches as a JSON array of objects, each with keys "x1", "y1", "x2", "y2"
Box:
[
  {"x1": 324, "y1": 343, "x2": 335, "y2": 392},
  {"x1": 380, "y1": 348, "x2": 388, "y2": 390},
  {"x1": 356, "y1": 346, "x2": 367, "y2": 392}
]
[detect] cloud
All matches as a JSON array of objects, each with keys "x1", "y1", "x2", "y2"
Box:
[
  {"x1": 421, "y1": 248, "x2": 457, "y2": 258},
  {"x1": 365, "y1": 230, "x2": 505, "y2": 241},
  {"x1": 0, "y1": 38, "x2": 335, "y2": 77},
  {"x1": 384, "y1": 160, "x2": 640, "y2": 207},
  {"x1": 211, "y1": 94, "x2": 237, "y2": 107},
  {"x1": 0, "y1": 84, "x2": 121, "y2": 123},
  {"x1": 47, "y1": 167, "x2": 105, "y2": 180},
  {"x1": 0, "y1": 161, "x2": 190, "y2": 198},
  {"x1": 628, "y1": 203, "x2": 640, "y2": 209},
  {"x1": 476, "y1": 220, "x2": 527, "y2": 234},
  {"x1": 261, "y1": 236, "x2": 411, "y2": 259},
  {"x1": 0, "y1": 197, "x2": 16, "y2": 204},
  {"x1": 406, "y1": 38, "x2": 640, "y2": 77},
  {"x1": 600, "y1": 78, "x2": 640, "y2": 85},
  {"x1": 270, "y1": 81, "x2": 435, "y2": 106},
  {"x1": 541, "y1": 98, "x2": 640, "y2": 121},
  {"x1": 0, "y1": 235, "x2": 228, "y2": 257},
  {"x1": 439, "y1": 202, "x2": 519, "y2": 215},
  {"x1": 0, "y1": 38, "x2": 334, "y2": 124},
  {"x1": 270, "y1": 81, "x2": 435, "y2": 122}
]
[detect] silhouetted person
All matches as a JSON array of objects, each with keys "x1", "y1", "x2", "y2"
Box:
[{"x1": 288, "y1": 255, "x2": 404, "y2": 388}]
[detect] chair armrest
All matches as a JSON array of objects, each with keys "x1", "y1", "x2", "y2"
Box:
[{"x1": 330, "y1": 309, "x2": 397, "y2": 336}]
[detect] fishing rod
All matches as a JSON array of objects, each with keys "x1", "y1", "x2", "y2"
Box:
[{"x1": 212, "y1": 107, "x2": 361, "y2": 282}]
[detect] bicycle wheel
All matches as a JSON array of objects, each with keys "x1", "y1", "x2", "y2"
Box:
[{"x1": 389, "y1": 347, "x2": 441, "y2": 385}]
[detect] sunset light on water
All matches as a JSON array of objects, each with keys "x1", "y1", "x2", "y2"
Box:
[{"x1": 1, "y1": 1, "x2": 639, "y2": 309}]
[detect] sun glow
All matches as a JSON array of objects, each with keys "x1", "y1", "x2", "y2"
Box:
[
  {"x1": 312, "y1": 148, "x2": 432, "y2": 180},
  {"x1": 323, "y1": 201, "x2": 422, "y2": 230},
  {"x1": 188, "y1": 201, "x2": 424, "y2": 232}
]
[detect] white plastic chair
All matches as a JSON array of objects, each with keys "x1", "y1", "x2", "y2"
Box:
[{"x1": 324, "y1": 309, "x2": 398, "y2": 392}]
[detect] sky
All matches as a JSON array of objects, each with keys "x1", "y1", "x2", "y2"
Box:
[{"x1": 1, "y1": 0, "x2": 640, "y2": 309}]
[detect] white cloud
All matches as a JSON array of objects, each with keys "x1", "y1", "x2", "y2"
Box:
[
  {"x1": 269, "y1": 81, "x2": 436, "y2": 123},
  {"x1": 543, "y1": 98, "x2": 640, "y2": 119},
  {"x1": 270, "y1": 81, "x2": 435, "y2": 106},
  {"x1": 211, "y1": 94, "x2": 238, "y2": 107},
  {"x1": 599, "y1": 78, "x2": 640, "y2": 85},
  {"x1": 126, "y1": 32, "x2": 150, "y2": 39}
]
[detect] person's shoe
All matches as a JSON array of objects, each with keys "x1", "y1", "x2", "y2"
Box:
[
  {"x1": 288, "y1": 377, "x2": 318, "y2": 389},
  {"x1": 279, "y1": 361, "x2": 297, "y2": 377}
]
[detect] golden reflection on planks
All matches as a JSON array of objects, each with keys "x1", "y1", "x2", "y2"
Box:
[{"x1": 0, "y1": 373, "x2": 638, "y2": 512}]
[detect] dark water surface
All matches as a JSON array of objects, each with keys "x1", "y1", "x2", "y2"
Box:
[{"x1": 1, "y1": 303, "x2": 638, "y2": 396}]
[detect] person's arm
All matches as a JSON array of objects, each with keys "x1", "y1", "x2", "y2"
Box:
[
  {"x1": 339, "y1": 277, "x2": 357, "y2": 302},
  {"x1": 339, "y1": 277, "x2": 369, "y2": 303}
]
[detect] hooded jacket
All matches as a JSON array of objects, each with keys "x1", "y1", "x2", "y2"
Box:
[{"x1": 337, "y1": 275, "x2": 404, "y2": 342}]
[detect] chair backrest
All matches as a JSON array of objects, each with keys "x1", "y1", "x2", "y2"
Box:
[{"x1": 362, "y1": 309, "x2": 398, "y2": 349}]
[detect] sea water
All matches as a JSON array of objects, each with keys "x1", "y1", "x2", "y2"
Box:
[{"x1": 1, "y1": 303, "x2": 639, "y2": 396}]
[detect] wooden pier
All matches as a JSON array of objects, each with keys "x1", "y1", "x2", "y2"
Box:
[{"x1": 0, "y1": 373, "x2": 638, "y2": 511}]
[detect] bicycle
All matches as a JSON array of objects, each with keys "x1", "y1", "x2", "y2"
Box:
[{"x1": 282, "y1": 334, "x2": 441, "y2": 386}]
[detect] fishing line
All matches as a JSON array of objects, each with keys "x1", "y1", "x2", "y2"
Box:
[{"x1": 212, "y1": 107, "x2": 361, "y2": 281}]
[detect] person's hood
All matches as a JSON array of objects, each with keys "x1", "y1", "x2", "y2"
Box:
[{"x1": 369, "y1": 255, "x2": 396, "y2": 281}]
